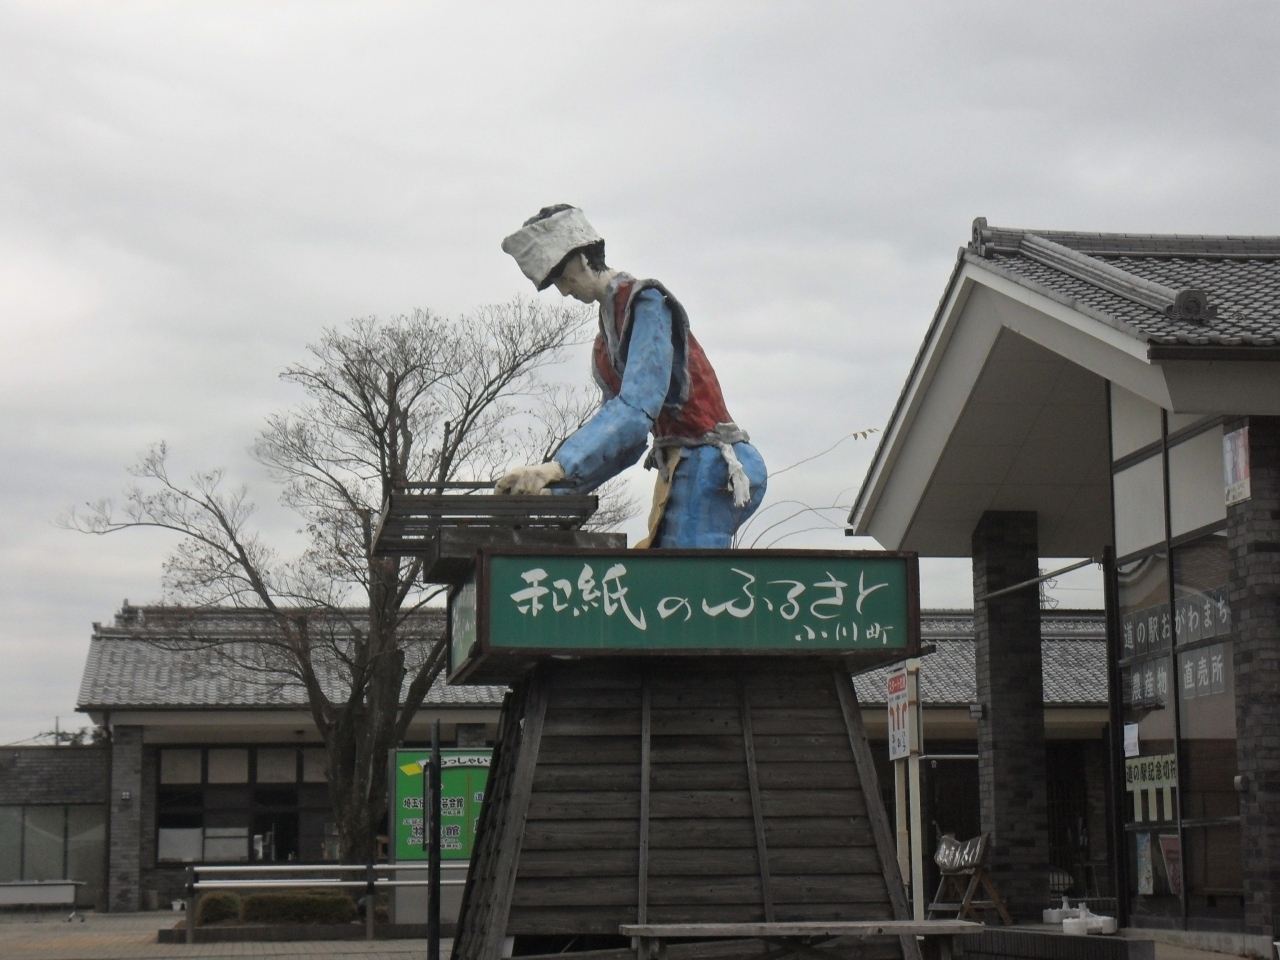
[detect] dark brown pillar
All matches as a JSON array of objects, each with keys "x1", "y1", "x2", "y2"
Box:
[
  {"x1": 108, "y1": 725, "x2": 143, "y2": 912},
  {"x1": 1229, "y1": 416, "x2": 1280, "y2": 937},
  {"x1": 972, "y1": 510, "x2": 1050, "y2": 919}
]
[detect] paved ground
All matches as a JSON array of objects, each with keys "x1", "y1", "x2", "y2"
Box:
[
  {"x1": 0, "y1": 911, "x2": 449, "y2": 960},
  {"x1": 0, "y1": 912, "x2": 1258, "y2": 960}
]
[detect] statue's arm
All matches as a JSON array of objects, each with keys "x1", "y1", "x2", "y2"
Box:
[{"x1": 553, "y1": 288, "x2": 673, "y2": 492}]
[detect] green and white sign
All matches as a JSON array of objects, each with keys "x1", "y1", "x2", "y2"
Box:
[
  {"x1": 449, "y1": 549, "x2": 918, "y2": 681},
  {"x1": 391, "y1": 749, "x2": 490, "y2": 861}
]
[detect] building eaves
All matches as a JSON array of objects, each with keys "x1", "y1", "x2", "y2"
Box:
[
  {"x1": 851, "y1": 219, "x2": 1280, "y2": 530},
  {"x1": 846, "y1": 250, "x2": 970, "y2": 530}
]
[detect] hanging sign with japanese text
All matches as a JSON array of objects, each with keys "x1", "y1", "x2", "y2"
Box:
[
  {"x1": 447, "y1": 548, "x2": 919, "y2": 683},
  {"x1": 887, "y1": 666, "x2": 910, "y2": 761}
]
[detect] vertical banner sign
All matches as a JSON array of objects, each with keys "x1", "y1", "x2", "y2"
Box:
[
  {"x1": 393, "y1": 750, "x2": 490, "y2": 861},
  {"x1": 887, "y1": 666, "x2": 910, "y2": 761},
  {"x1": 1224, "y1": 426, "x2": 1251, "y2": 506}
]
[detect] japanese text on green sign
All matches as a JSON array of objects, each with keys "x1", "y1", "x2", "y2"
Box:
[
  {"x1": 485, "y1": 553, "x2": 911, "y2": 652},
  {"x1": 392, "y1": 750, "x2": 490, "y2": 861}
]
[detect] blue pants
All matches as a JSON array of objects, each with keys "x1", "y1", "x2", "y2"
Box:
[{"x1": 655, "y1": 442, "x2": 767, "y2": 548}]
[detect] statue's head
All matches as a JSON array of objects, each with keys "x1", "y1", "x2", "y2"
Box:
[{"x1": 502, "y1": 205, "x2": 611, "y2": 303}]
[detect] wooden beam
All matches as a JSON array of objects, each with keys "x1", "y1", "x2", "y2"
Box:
[
  {"x1": 479, "y1": 668, "x2": 550, "y2": 960},
  {"x1": 619, "y1": 921, "x2": 980, "y2": 937},
  {"x1": 739, "y1": 675, "x2": 774, "y2": 923},
  {"x1": 453, "y1": 686, "x2": 518, "y2": 959},
  {"x1": 833, "y1": 671, "x2": 923, "y2": 960}
]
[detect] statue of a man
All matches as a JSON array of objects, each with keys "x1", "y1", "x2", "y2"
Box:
[{"x1": 496, "y1": 204, "x2": 767, "y2": 548}]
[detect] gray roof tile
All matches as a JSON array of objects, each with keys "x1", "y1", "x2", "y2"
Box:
[
  {"x1": 854, "y1": 610, "x2": 1107, "y2": 707},
  {"x1": 77, "y1": 605, "x2": 506, "y2": 710},
  {"x1": 969, "y1": 222, "x2": 1280, "y2": 346},
  {"x1": 78, "y1": 605, "x2": 1104, "y2": 712}
]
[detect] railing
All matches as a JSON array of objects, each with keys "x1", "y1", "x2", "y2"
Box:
[{"x1": 184, "y1": 861, "x2": 466, "y2": 944}]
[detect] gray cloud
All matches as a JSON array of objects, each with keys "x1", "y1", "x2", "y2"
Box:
[{"x1": 1, "y1": 0, "x2": 1276, "y2": 740}]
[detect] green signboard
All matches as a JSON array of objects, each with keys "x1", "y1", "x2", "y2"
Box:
[
  {"x1": 391, "y1": 749, "x2": 490, "y2": 861},
  {"x1": 449, "y1": 549, "x2": 918, "y2": 682}
]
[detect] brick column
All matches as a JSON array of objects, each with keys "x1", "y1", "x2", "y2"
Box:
[
  {"x1": 1229, "y1": 416, "x2": 1280, "y2": 938},
  {"x1": 972, "y1": 511, "x2": 1050, "y2": 918},
  {"x1": 108, "y1": 726, "x2": 144, "y2": 912}
]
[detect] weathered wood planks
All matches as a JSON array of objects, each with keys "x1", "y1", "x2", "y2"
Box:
[{"x1": 451, "y1": 658, "x2": 908, "y2": 960}]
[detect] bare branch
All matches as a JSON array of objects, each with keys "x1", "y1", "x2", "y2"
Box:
[{"x1": 64, "y1": 298, "x2": 593, "y2": 863}]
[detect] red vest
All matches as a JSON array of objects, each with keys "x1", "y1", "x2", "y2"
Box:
[{"x1": 592, "y1": 278, "x2": 735, "y2": 442}]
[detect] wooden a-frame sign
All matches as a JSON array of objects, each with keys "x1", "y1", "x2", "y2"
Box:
[
  {"x1": 445, "y1": 548, "x2": 923, "y2": 959},
  {"x1": 451, "y1": 657, "x2": 923, "y2": 960}
]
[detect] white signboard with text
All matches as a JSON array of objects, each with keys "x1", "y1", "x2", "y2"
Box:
[{"x1": 888, "y1": 666, "x2": 910, "y2": 761}]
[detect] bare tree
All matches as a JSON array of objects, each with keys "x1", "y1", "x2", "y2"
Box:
[{"x1": 65, "y1": 298, "x2": 637, "y2": 860}]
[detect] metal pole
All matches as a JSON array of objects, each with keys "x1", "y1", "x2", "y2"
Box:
[
  {"x1": 428, "y1": 720, "x2": 442, "y2": 960},
  {"x1": 973, "y1": 557, "x2": 1098, "y2": 603},
  {"x1": 894, "y1": 760, "x2": 909, "y2": 894},
  {"x1": 906, "y1": 659, "x2": 925, "y2": 921},
  {"x1": 185, "y1": 867, "x2": 195, "y2": 944},
  {"x1": 365, "y1": 862, "x2": 376, "y2": 941}
]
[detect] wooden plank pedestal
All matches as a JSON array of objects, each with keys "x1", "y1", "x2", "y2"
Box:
[{"x1": 453, "y1": 658, "x2": 920, "y2": 960}]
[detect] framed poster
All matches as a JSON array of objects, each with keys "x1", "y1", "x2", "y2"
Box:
[
  {"x1": 1224, "y1": 426, "x2": 1251, "y2": 506},
  {"x1": 391, "y1": 749, "x2": 490, "y2": 861}
]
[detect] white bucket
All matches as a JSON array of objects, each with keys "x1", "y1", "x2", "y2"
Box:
[{"x1": 1063, "y1": 917, "x2": 1089, "y2": 936}]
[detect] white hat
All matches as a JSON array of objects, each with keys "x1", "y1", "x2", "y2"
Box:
[{"x1": 502, "y1": 206, "x2": 603, "y2": 290}]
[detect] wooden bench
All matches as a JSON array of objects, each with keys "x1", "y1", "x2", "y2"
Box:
[{"x1": 620, "y1": 920, "x2": 983, "y2": 960}]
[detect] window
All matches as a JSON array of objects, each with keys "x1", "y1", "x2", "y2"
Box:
[
  {"x1": 1168, "y1": 427, "x2": 1226, "y2": 538},
  {"x1": 1108, "y1": 384, "x2": 1241, "y2": 931},
  {"x1": 1117, "y1": 550, "x2": 1179, "y2": 924},
  {"x1": 1110, "y1": 385, "x2": 1162, "y2": 459},
  {"x1": 1172, "y1": 532, "x2": 1240, "y2": 923},
  {"x1": 0, "y1": 805, "x2": 106, "y2": 905},
  {"x1": 0, "y1": 806, "x2": 21, "y2": 882},
  {"x1": 1113, "y1": 456, "x2": 1166, "y2": 558},
  {"x1": 302, "y1": 748, "x2": 328, "y2": 783},
  {"x1": 160, "y1": 748, "x2": 201, "y2": 785},
  {"x1": 207, "y1": 749, "x2": 249, "y2": 784},
  {"x1": 256, "y1": 749, "x2": 297, "y2": 783},
  {"x1": 156, "y1": 746, "x2": 332, "y2": 863}
]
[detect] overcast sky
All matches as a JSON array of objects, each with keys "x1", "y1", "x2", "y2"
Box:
[{"x1": 2, "y1": 1, "x2": 1278, "y2": 743}]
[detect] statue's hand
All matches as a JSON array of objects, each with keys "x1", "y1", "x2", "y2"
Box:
[{"x1": 495, "y1": 461, "x2": 566, "y2": 496}]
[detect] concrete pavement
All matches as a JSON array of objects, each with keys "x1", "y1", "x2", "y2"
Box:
[
  {"x1": 0, "y1": 911, "x2": 447, "y2": 960},
  {"x1": 0, "y1": 911, "x2": 1260, "y2": 960}
]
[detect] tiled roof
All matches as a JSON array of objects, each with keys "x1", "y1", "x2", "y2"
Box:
[
  {"x1": 968, "y1": 220, "x2": 1280, "y2": 347},
  {"x1": 77, "y1": 605, "x2": 506, "y2": 710},
  {"x1": 854, "y1": 609, "x2": 1107, "y2": 707},
  {"x1": 77, "y1": 604, "x2": 1105, "y2": 712}
]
